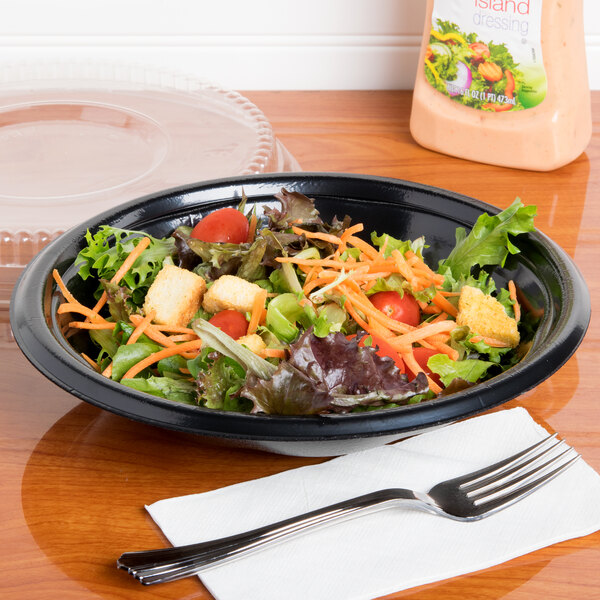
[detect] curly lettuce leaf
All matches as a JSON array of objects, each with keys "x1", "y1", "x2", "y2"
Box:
[
  {"x1": 99, "y1": 280, "x2": 139, "y2": 322},
  {"x1": 263, "y1": 188, "x2": 324, "y2": 230},
  {"x1": 243, "y1": 363, "x2": 333, "y2": 415},
  {"x1": 183, "y1": 236, "x2": 267, "y2": 282},
  {"x1": 75, "y1": 226, "x2": 175, "y2": 305},
  {"x1": 195, "y1": 353, "x2": 250, "y2": 411},
  {"x1": 371, "y1": 233, "x2": 426, "y2": 259},
  {"x1": 439, "y1": 198, "x2": 536, "y2": 280}
]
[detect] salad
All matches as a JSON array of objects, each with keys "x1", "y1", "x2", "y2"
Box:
[
  {"x1": 425, "y1": 19, "x2": 523, "y2": 111},
  {"x1": 54, "y1": 189, "x2": 538, "y2": 416}
]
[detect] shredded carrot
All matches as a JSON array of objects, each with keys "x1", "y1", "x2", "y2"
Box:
[
  {"x1": 304, "y1": 264, "x2": 320, "y2": 286},
  {"x1": 508, "y1": 280, "x2": 521, "y2": 322},
  {"x1": 344, "y1": 299, "x2": 371, "y2": 332},
  {"x1": 167, "y1": 334, "x2": 198, "y2": 343},
  {"x1": 365, "y1": 260, "x2": 400, "y2": 274},
  {"x1": 259, "y1": 307, "x2": 268, "y2": 325},
  {"x1": 68, "y1": 321, "x2": 116, "y2": 330},
  {"x1": 515, "y1": 286, "x2": 544, "y2": 319},
  {"x1": 429, "y1": 312, "x2": 449, "y2": 323},
  {"x1": 247, "y1": 212, "x2": 258, "y2": 243},
  {"x1": 340, "y1": 285, "x2": 414, "y2": 334},
  {"x1": 88, "y1": 236, "x2": 151, "y2": 318},
  {"x1": 469, "y1": 335, "x2": 511, "y2": 348},
  {"x1": 424, "y1": 333, "x2": 452, "y2": 343},
  {"x1": 180, "y1": 351, "x2": 203, "y2": 360},
  {"x1": 366, "y1": 316, "x2": 397, "y2": 341},
  {"x1": 58, "y1": 303, "x2": 108, "y2": 323},
  {"x1": 431, "y1": 292, "x2": 458, "y2": 318},
  {"x1": 81, "y1": 353, "x2": 100, "y2": 371},
  {"x1": 261, "y1": 348, "x2": 287, "y2": 359},
  {"x1": 345, "y1": 236, "x2": 382, "y2": 260},
  {"x1": 340, "y1": 223, "x2": 365, "y2": 242},
  {"x1": 52, "y1": 269, "x2": 78, "y2": 304},
  {"x1": 130, "y1": 314, "x2": 176, "y2": 347},
  {"x1": 292, "y1": 226, "x2": 344, "y2": 245},
  {"x1": 276, "y1": 257, "x2": 352, "y2": 270},
  {"x1": 404, "y1": 251, "x2": 445, "y2": 285},
  {"x1": 127, "y1": 310, "x2": 156, "y2": 345},
  {"x1": 248, "y1": 288, "x2": 268, "y2": 335},
  {"x1": 386, "y1": 320, "x2": 456, "y2": 349},
  {"x1": 422, "y1": 305, "x2": 443, "y2": 314},
  {"x1": 143, "y1": 324, "x2": 196, "y2": 334},
  {"x1": 416, "y1": 339, "x2": 436, "y2": 350},
  {"x1": 429, "y1": 341, "x2": 459, "y2": 361},
  {"x1": 378, "y1": 236, "x2": 389, "y2": 257},
  {"x1": 303, "y1": 276, "x2": 332, "y2": 296},
  {"x1": 390, "y1": 250, "x2": 419, "y2": 287},
  {"x1": 102, "y1": 363, "x2": 113, "y2": 378},
  {"x1": 437, "y1": 290, "x2": 461, "y2": 297},
  {"x1": 401, "y1": 350, "x2": 443, "y2": 395},
  {"x1": 121, "y1": 339, "x2": 204, "y2": 380}
]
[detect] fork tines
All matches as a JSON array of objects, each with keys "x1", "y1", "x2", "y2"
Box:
[{"x1": 462, "y1": 433, "x2": 580, "y2": 509}]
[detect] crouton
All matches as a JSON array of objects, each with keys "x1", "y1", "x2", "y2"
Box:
[
  {"x1": 236, "y1": 333, "x2": 267, "y2": 355},
  {"x1": 202, "y1": 275, "x2": 264, "y2": 314},
  {"x1": 143, "y1": 265, "x2": 206, "y2": 328},
  {"x1": 457, "y1": 285, "x2": 520, "y2": 348}
]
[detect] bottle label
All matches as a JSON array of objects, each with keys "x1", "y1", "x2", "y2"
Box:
[{"x1": 425, "y1": 0, "x2": 547, "y2": 111}]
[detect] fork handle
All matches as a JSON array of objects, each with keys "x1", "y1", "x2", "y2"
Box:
[{"x1": 118, "y1": 487, "x2": 421, "y2": 585}]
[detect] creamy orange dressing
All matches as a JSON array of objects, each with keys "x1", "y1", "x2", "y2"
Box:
[{"x1": 410, "y1": 0, "x2": 592, "y2": 171}]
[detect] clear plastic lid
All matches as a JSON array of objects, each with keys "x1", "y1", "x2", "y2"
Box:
[
  {"x1": 0, "y1": 62, "x2": 300, "y2": 266},
  {"x1": 0, "y1": 62, "x2": 300, "y2": 310}
]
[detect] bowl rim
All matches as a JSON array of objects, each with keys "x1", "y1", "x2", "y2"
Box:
[{"x1": 9, "y1": 172, "x2": 592, "y2": 441}]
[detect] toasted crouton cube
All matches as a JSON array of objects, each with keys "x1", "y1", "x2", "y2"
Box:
[
  {"x1": 457, "y1": 285, "x2": 520, "y2": 348},
  {"x1": 202, "y1": 275, "x2": 264, "y2": 314},
  {"x1": 144, "y1": 265, "x2": 206, "y2": 328},
  {"x1": 236, "y1": 334, "x2": 267, "y2": 355}
]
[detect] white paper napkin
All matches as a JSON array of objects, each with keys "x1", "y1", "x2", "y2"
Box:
[{"x1": 146, "y1": 407, "x2": 600, "y2": 600}]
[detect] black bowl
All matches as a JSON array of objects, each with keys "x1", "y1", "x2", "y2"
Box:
[{"x1": 10, "y1": 173, "x2": 591, "y2": 456}]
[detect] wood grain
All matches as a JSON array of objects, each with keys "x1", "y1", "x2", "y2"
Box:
[{"x1": 2, "y1": 91, "x2": 599, "y2": 599}]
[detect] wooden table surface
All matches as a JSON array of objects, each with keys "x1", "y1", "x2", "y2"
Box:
[{"x1": 2, "y1": 90, "x2": 600, "y2": 599}]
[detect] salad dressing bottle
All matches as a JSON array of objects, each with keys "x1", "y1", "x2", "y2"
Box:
[{"x1": 410, "y1": 0, "x2": 592, "y2": 171}]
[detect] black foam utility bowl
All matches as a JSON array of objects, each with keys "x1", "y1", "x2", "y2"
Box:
[{"x1": 10, "y1": 173, "x2": 591, "y2": 456}]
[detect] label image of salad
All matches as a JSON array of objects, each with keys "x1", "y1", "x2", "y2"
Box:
[
  {"x1": 53, "y1": 190, "x2": 538, "y2": 416},
  {"x1": 425, "y1": 19, "x2": 526, "y2": 111}
]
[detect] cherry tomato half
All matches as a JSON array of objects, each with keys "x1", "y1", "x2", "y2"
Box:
[
  {"x1": 190, "y1": 207, "x2": 249, "y2": 244},
  {"x1": 208, "y1": 310, "x2": 248, "y2": 339},
  {"x1": 369, "y1": 291, "x2": 421, "y2": 327},
  {"x1": 407, "y1": 347, "x2": 443, "y2": 387},
  {"x1": 349, "y1": 334, "x2": 405, "y2": 373}
]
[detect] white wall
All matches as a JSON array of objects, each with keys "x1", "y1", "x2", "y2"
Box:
[{"x1": 1, "y1": 0, "x2": 598, "y2": 90}]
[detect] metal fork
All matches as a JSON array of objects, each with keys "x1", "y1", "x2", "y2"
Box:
[{"x1": 118, "y1": 433, "x2": 579, "y2": 585}]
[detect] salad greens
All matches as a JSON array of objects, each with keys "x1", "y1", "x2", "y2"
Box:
[{"x1": 59, "y1": 191, "x2": 538, "y2": 416}]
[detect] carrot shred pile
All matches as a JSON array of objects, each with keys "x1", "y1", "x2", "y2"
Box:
[{"x1": 276, "y1": 224, "x2": 468, "y2": 392}]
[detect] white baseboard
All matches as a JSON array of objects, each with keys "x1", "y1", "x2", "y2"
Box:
[{"x1": 1, "y1": 37, "x2": 598, "y2": 91}]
